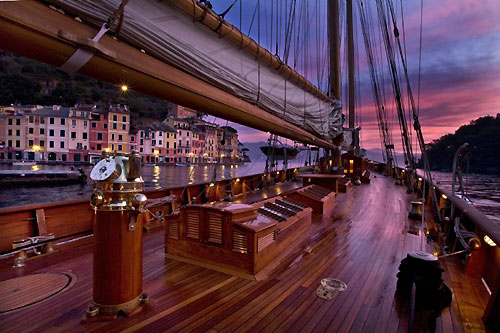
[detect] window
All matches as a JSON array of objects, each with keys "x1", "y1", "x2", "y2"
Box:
[
  {"x1": 179, "y1": 140, "x2": 182, "y2": 146},
  {"x1": 16, "y1": 140, "x2": 20, "y2": 147},
  {"x1": 122, "y1": 116, "x2": 127, "y2": 122},
  {"x1": 76, "y1": 143, "x2": 82, "y2": 149},
  {"x1": 40, "y1": 140, "x2": 45, "y2": 147},
  {"x1": 113, "y1": 115, "x2": 117, "y2": 121},
  {"x1": 97, "y1": 133, "x2": 103, "y2": 140},
  {"x1": 92, "y1": 122, "x2": 96, "y2": 128},
  {"x1": 49, "y1": 129, "x2": 54, "y2": 136},
  {"x1": 118, "y1": 135, "x2": 123, "y2": 141},
  {"x1": 118, "y1": 145, "x2": 123, "y2": 151},
  {"x1": 8, "y1": 140, "x2": 12, "y2": 147},
  {"x1": 159, "y1": 132, "x2": 162, "y2": 137},
  {"x1": 131, "y1": 136, "x2": 135, "y2": 142},
  {"x1": 49, "y1": 117, "x2": 54, "y2": 124},
  {"x1": 159, "y1": 140, "x2": 162, "y2": 145},
  {"x1": 122, "y1": 124, "x2": 126, "y2": 131},
  {"x1": 71, "y1": 132, "x2": 76, "y2": 139},
  {"x1": 16, "y1": 119, "x2": 20, "y2": 125},
  {"x1": 60, "y1": 141, "x2": 64, "y2": 148},
  {"x1": 72, "y1": 119, "x2": 76, "y2": 126},
  {"x1": 152, "y1": 140, "x2": 156, "y2": 145},
  {"x1": 60, "y1": 118, "x2": 65, "y2": 125},
  {"x1": 97, "y1": 143, "x2": 102, "y2": 150},
  {"x1": 112, "y1": 144, "x2": 115, "y2": 150},
  {"x1": 29, "y1": 116, "x2": 34, "y2": 123},
  {"x1": 166, "y1": 142, "x2": 169, "y2": 148},
  {"x1": 187, "y1": 132, "x2": 190, "y2": 137},
  {"x1": 131, "y1": 145, "x2": 135, "y2": 150},
  {"x1": 140, "y1": 147, "x2": 143, "y2": 153},
  {"x1": 83, "y1": 132, "x2": 87, "y2": 140},
  {"x1": 178, "y1": 131, "x2": 182, "y2": 136},
  {"x1": 16, "y1": 130, "x2": 20, "y2": 136},
  {"x1": 174, "y1": 142, "x2": 176, "y2": 148},
  {"x1": 104, "y1": 114, "x2": 107, "y2": 120},
  {"x1": 60, "y1": 130, "x2": 65, "y2": 137},
  {"x1": 140, "y1": 131, "x2": 144, "y2": 138},
  {"x1": 40, "y1": 128, "x2": 45, "y2": 135},
  {"x1": 113, "y1": 123, "x2": 117, "y2": 130},
  {"x1": 49, "y1": 141, "x2": 54, "y2": 148},
  {"x1": 8, "y1": 129, "x2": 12, "y2": 136},
  {"x1": 167, "y1": 150, "x2": 169, "y2": 154},
  {"x1": 8, "y1": 119, "x2": 12, "y2": 125},
  {"x1": 151, "y1": 148, "x2": 154, "y2": 153},
  {"x1": 29, "y1": 139, "x2": 33, "y2": 147},
  {"x1": 40, "y1": 117, "x2": 45, "y2": 124},
  {"x1": 83, "y1": 121, "x2": 88, "y2": 127},
  {"x1": 111, "y1": 134, "x2": 115, "y2": 140},
  {"x1": 167, "y1": 133, "x2": 170, "y2": 138},
  {"x1": 140, "y1": 139, "x2": 143, "y2": 145},
  {"x1": 104, "y1": 123, "x2": 107, "y2": 129}
]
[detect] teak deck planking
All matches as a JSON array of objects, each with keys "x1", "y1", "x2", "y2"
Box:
[{"x1": 0, "y1": 174, "x2": 491, "y2": 332}]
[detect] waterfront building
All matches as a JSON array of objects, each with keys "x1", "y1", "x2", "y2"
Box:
[
  {"x1": 191, "y1": 127, "x2": 204, "y2": 163},
  {"x1": 24, "y1": 109, "x2": 47, "y2": 161},
  {"x1": 219, "y1": 126, "x2": 239, "y2": 163},
  {"x1": 0, "y1": 115, "x2": 5, "y2": 160},
  {"x1": 164, "y1": 124, "x2": 177, "y2": 163},
  {"x1": 5, "y1": 111, "x2": 27, "y2": 160},
  {"x1": 39, "y1": 106, "x2": 70, "y2": 161},
  {"x1": 68, "y1": 106, "x2": 91, "y2": 162},
  {"x1": 108, "y1": 104, "x2": 130, "y2": 153},
  {"x1": 89, "y1": 108, "x2": 109, "y2": 163}
]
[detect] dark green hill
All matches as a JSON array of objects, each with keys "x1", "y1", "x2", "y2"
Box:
[
  {"x1": 0, "y1": 51, "x2": 171, "y2": 125},
  {"x1": 420, "y1": 115, "x2": 500, "y2": 174}
]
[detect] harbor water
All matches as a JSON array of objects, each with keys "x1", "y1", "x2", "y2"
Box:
[{"x1": 1, "y1": 163, "x2": 499, "y2": 223}]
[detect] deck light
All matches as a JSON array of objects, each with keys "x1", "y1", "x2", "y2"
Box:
[
  {"x1": 121, "y1": 84, "x2": 128, "y2": 92},
  {"x1": 209, "y1": 183, "x2": 215, "y2": 187},
  {"x1": 236, "y1": 178, "x2": 240, "y2": 182},
  {"x1": 442, "y1": 194, "x2": 447, "y2": 199},
  {"x1": 484, "y1": 235, "x2": 496, "y2": 247},
  {"x1": 418, "y1": 177, "x2": 423, "y2": 182}
]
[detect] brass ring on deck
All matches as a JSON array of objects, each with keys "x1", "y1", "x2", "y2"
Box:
[{"x1": 92, "y1": 293, "x2": 142, "y2": 314}]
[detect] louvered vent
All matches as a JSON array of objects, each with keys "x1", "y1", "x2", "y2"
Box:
[
  {"x1": 232, "y1": 231, "x2": 248, "y2": 254},
  {"x1": 167, "y1": 221, "x2": 179, "y2": 239},
  {"x1": 258, "y1": 232, "x2": 275, "y2": 253},
  {"x1": 207, "y1": 213, "x2": 223, "y2": 244},
  {"x1": 186, "y1": 211, "x2": 199, "y2": 239}
]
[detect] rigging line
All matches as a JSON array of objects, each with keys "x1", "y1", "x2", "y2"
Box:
[
  {"x1": 247, "y1": 1, "x2": 258, "y2": 36},
  {"x1": 283, "y1": 0, "x2": 297, "y2": 63},
  {"x1": 416, "y1": 0, "x2": 423, "y2": 116},
  {"x1": 270, "y1": 0, "x2": 274, "y2": 52},
  {"x1": 257, "y1": 0, "x2": 261, "y2": 104}
]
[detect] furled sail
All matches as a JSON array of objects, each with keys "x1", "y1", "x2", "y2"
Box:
[{"x1": 51, "y1": 0, "x2": 343, "y2": 140}]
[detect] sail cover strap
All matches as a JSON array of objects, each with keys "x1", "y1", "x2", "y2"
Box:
[{"x1": 60, "y1": 22, "x2": 109, "y2": 72}]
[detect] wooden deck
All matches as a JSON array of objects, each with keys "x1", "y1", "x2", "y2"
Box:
[{"x1": 0, "y1": 174, "x2": 490, "y2": 332}]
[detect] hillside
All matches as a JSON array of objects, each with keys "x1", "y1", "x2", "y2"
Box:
[
  {"x1": 419, "y1": 115, "x2": 500, "y2": 174},
  {"x1": 0, "y1": 51, "x2": 171, "y2": 125}
]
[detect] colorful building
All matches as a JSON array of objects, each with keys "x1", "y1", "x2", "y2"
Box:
[
  {"x1": 89, "y1": 108, "x2": 109, "y2": 163},
  {"x1": 108, "y1": 104, "x2": 129, "y2": 153},
  {"x1": 68, "y1": 107, "x2": 91, "y2": 162}
]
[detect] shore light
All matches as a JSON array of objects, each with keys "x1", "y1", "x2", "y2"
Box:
[{"x1": 121, "y1": 84, "x2": 128, "y2": 92}]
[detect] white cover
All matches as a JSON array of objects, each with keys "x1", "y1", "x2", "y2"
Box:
[{"x1": 53, "y1": 0, "x2": 343, "y2": 139}]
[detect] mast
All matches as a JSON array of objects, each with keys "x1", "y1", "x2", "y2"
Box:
[
  {"x1": 328, "y1": 0, "x2": 341, "y2": 100},
  {"x1": 347, "y1": 0, "x2": 355, "y2": 130}
]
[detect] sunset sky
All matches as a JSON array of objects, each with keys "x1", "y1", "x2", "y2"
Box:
[{"x1": 208, "y1": 0, "x2": 500, "y2": 152}]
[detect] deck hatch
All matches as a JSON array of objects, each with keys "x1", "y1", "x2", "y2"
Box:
[
  {"x1": 168, "y1": 221, "x2": 179, "y2": 239},
  {"x1": 207, "y1": 213, "x2": 223, "y2": 244},
  {"x1": 186, "y1": 211, "x2": 199, "y2": 239},
  {"x1": 232, "y1": 231, "x2": 248, "y2": 254},
  {"x1": 257, "y1": 231, "x2": 275, "y2": 253}
]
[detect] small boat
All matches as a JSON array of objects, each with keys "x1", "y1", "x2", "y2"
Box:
[
  {"x1": 0, "y1": 169, "x2": 87, "y2": 186},
  {"x1": 260, "y1": 145, "x2": 302, "y2": 160},
  {"x1": 12, "y1": 161, "x2": 36, "y2": 166}
]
